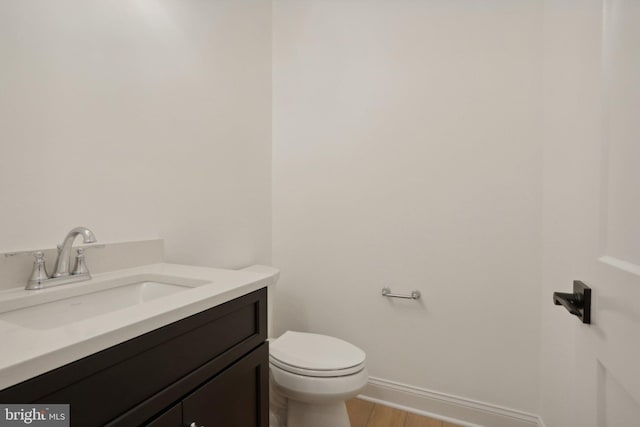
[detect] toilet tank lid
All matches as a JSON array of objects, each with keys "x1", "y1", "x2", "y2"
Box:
[{"x1": 270, "y1": 331, "x2": 366, "y2": 371}]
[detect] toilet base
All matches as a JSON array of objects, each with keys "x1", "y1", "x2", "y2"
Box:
[{"x1": 287, "y1": 400, "x2": 351, "y2": 427}]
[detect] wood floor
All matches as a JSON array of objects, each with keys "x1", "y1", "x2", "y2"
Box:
[{"x1": 346, "y1": 398, "x2": 462, "y2": 427}]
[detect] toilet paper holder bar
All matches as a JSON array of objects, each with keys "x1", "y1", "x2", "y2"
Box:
[{"x1": 381, "y1": 287, "x2": 421, "y2": 300}]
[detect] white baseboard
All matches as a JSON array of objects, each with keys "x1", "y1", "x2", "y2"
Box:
[{"x1": 359, "y1": 377, "x2": 544, "y2": 427}]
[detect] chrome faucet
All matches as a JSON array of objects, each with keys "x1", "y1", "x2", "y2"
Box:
[
  {"x1": 4, "y1": 227, "x2": 101, "y2": 290},
  {"x1": 52, "y1": 227, "x2": 97, "y2": 277}
]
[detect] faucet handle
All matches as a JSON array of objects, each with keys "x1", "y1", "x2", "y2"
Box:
[
  {"x1": 29, "y1": 251, "x2": 50, "y2": 285},
  {"x1": 72, "y1": 248, "x2": 89, "y2": 275},
  {"x1": 4, "y1": 251, "x2": 50, "y2": 288},
  {"x1": 71, "y1": 245, "x2": 104, "y2": 276}
]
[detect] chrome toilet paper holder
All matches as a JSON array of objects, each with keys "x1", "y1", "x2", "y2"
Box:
[{"x1": 381, "y1": 287, "x2": 421, "y2": 300}]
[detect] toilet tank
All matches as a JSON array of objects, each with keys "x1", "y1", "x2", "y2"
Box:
[{"x1": 241, "y1": 265, "x2": 280, "y2": 337}]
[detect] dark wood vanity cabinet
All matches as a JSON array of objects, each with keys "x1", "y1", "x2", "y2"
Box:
[
  {"x1": 0, "y1": 288, "x2": 269, "y2": 427},
  {"x1": 146, "y1": 344, "x2": 268, "y2": 427},
  {"x1": 174, "y1": 344, "x2": 266, "y2": 427}
]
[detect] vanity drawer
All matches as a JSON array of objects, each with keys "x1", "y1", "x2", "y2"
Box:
[{"x1": 0, "y1": 288, "x2": 267, "y2": 426}]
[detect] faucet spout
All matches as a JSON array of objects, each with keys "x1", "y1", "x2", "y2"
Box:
[{"x1": 52, "y1": 227, "x2": 97, "y2": 277}]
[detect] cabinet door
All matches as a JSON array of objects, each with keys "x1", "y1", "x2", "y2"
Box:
[{"x1": 182, "y1": 343, "x2": 268, "y2": 427}]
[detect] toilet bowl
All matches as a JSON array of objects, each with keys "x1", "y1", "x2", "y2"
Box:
[
  {"x1": 269, "y1": 331, "x2": 368, "y2": 427},
  {"x1": 240, "y1": 265, "x2": 368, "y2": 427}
]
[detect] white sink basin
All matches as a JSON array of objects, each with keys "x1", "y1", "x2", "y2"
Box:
[{"x1": 0, "y1": 275, "x2": 209, "y2": 330}]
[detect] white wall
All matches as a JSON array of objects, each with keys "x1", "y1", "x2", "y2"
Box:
[
  {"x1": 0, "y1": 1, "x2": 272, "y2": 268},
  {"x1": 273, "y1": 0, "x2": 542, "y2": 413}
]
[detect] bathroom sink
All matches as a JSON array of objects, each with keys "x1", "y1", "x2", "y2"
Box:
[
  {"x1": 0, "y1": 275, "x2": 208, "y2": 330},
  {"x1": 0, "y1": 262, "x2": 279, "y2": 393}
]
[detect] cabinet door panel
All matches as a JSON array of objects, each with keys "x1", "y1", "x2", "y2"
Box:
[{"x1": 183, "y1": 343, "x2": 268, "y2": 427}]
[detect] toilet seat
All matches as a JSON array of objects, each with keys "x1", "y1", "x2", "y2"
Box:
[
  {"x1": 270, "y1": 356, "x2": 366, "y2": 377},
  {"x1": 270, "y1": 331, "x2": 366, "y2": 378}
]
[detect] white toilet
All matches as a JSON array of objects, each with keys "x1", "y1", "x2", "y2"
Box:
[
  {"x1": 243, "y1": 266, "x2": 368, "y2": 427},
  {"x1": 270, "y1": 331, "x2": 368, "y2": 427}
]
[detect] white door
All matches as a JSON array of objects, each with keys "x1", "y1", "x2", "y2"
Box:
[{"x1": 571, "y1": 1, "x2": 640, "y2": 425}]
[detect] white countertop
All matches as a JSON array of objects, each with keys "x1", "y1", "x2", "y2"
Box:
[{"x1": 0, "y1": 263, "x2": 278, "y2": 390}]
